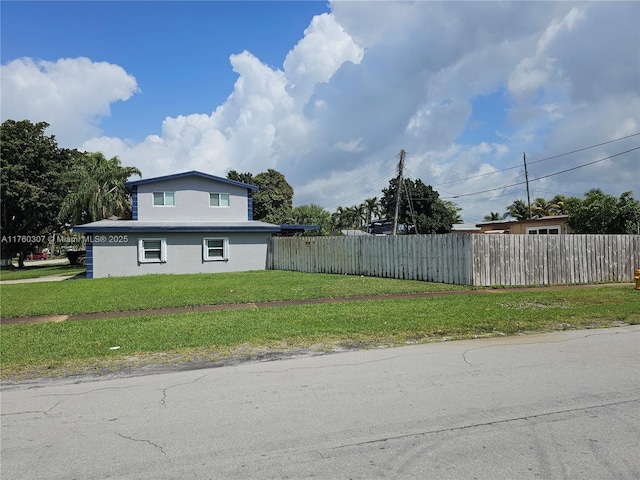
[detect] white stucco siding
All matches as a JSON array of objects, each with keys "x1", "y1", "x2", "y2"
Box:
[
  {"x1": 90, "y1": 232, "x2": 270, "y2": 278},
  {"x1": 135, "y1": 176, "x2": 251, "y2": 222}
]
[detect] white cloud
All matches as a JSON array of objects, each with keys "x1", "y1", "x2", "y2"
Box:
[
  {"x1": 3, "y1": 2, "x2": 639, "y2": 224},
  {"x1": 0, "y1": 57, "x2": 138, "y2": 146},
  {"x1": 284, "y1": 13, "x2": 363, "y2": 104}
]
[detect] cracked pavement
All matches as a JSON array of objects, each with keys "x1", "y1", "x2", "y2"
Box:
[{"x1": 2, "y1": 326, "x2": 639, "y2": 479}]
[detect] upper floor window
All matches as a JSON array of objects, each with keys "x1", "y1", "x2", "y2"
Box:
[
  {"x1": 210, "y1": 193, "x2": 230, "y2": 207},
  {"x1": 153, "y1": 191, "x2": 175, "y2": 206}
]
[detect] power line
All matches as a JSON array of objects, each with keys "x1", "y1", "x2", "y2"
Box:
[
  {"x1": 528, "y1": 132, "x2": 640, "y2": 165},
  {"x1": 317, "y1": 132, "x2": 639, "y2": 212},
  {"x1": 432, "y1": 132, "x2": 639, "y2": 188},
  {"x1": 443, "y1": 147, "x2": 639, "y2": 199}
]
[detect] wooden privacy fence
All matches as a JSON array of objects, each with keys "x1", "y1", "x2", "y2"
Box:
[{"x1": 267, "y1": 234, "x2": 640, "y2": 287}]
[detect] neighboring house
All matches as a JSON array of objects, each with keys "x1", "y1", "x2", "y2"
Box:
[
  {"x1": 476, "y1": 215, "x2": 570, "y2": 234},
  {"x1": 451, "y1": 223, "x2": 481, "y2": 234},
  {"x1": 73, "y1": 171, "x2": 281, "y2": 278},
  {"x1": 341, "y1": 229, "x2": 370, "y2": 236}
]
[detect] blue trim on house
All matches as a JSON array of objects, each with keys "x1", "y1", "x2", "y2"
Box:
[
  {"x1": 131, "y1": 185, "x2": 138, "y2": 220},
  {"x1": 85, "y1": 238, "x2": 93, "y2": 279},
  {"x1": 132, "y1": 186, "x2": 138, "y2": 220},
  {"x1": 73, "y1": 224, "x2": 282, "y2": 233},
  {"x1": 125, "y1": 171, "x2": 259, "y2": 191}
]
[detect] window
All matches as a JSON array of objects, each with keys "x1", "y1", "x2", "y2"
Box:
[
  {"x1": 209, "y1": 193, "x2": 230, "y2": 207},
  {"x1": 153, "y1": 191, "x2": 175, "y2": 206},
  {"x1": 203, "y1": 237, "x2": 228, "y2": 261},
  {"x1": 138, "y1": 238, "x2": 167, "y2": 263},
  {"x1": 527, "y1": 226, "x2": 561, "y2": 235}
]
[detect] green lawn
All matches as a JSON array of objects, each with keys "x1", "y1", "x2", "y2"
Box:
[
  {"x1": 0, "y1": 263, "x2": 85, "y2": 281},
  {"x1": 0, "y1": 271, "x2": 637, "y2": 380},
  {"x1": 0, "y1": 270, "x2": 468, "y2": 318}
]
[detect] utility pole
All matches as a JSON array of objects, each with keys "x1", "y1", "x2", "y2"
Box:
[
  {"x1": 392, "y1": 149, "x2": 406, "y2": 235},
  {"x1": 523, "y1": 152, "x2": 532, "y2": 219}
]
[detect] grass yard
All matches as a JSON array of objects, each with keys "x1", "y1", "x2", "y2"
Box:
[
  {"x1": 0, "y1": 270, "x2": 468, "y2": 318},
  {"x1": 0, "y1": 263, "x2": 85, "y2": 281},
  {"x1": 1, "y1": 271, "x2": 637, "y2": 380}
]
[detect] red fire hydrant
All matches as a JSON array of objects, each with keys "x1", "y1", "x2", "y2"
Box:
[{"x1": 635, "y1": 269, "x2": 640, "y2": 290}]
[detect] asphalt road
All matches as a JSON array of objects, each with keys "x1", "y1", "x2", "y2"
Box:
[{"x1": 2, "y1": 326, "x2": 639, "y2": 479}]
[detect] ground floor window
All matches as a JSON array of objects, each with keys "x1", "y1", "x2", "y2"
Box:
[
  {"x1": 527, "y1": 226, "x2": 561, "y2": 235},
  {"x1": 203, "y1": 237, "x2": 228, "y2": 261},
  {"x1": 138, "y1": 238, "x2": 167, "y2": 263}
]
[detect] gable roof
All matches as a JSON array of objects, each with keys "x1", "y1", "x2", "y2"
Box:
[{"x1": 125, "y1": 170, "x2": 259, "y2": 191}]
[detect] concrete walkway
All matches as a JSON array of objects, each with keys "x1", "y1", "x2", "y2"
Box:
[{"x1": 0, "y1": 273, "x2": 85, "y2": 285}]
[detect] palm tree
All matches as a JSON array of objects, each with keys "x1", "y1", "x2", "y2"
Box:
[
  {"x1": 58, "y1": 152, "x2": 141, "y2": 225},
  {"x1": 550, "y1": 194, "x2": 569, "y2": 215},
  {"x1": 532, "y1": 197, "x2": 554, "y2": 218},
  {"x1": 505, "y1": 199, "x2": 531, "y2": 220},
  {"x1": 362, "y1": 197, "x2": 381, "y2": 225},
  {"x1": 483, "y1": 212, "x2": 504, "y2": 221},
  {"x1": 331, "y1": 206, "x2": 349, "y2": 231},
  {"x1": 352, "y1": 204, "x2": 367, "y2": 229}
]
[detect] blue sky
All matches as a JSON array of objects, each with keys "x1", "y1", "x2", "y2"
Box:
[
  {"x1": 2, "y1": 1, "x2": 330, "y2": 141},
  {"x1": 2, "y1": 1, "x2": 638, "y2": 223}
]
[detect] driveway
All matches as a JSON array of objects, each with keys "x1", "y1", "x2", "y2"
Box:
[{"x1": 2, "y1": 326, "x2": 638, "y2": 479}]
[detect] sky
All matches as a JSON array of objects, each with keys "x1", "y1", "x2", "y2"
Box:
[{"x1": 2, "y1": 1, "x2": 639, "y2": 224}]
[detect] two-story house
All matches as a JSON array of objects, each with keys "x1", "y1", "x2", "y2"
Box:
[{"x1": 73, "y1": 171, "x2": 281, "y2": 278}]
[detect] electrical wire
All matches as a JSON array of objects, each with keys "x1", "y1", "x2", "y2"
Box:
[
  {"x1": 432, "y1": 132, "x2": 639, "y2": 188},
  {"x1": 319, "y1": 133, "x2": 639, "y2": 211},
  {"x1": 442, "y1": 147, "x2": 639, "y2": 199}
]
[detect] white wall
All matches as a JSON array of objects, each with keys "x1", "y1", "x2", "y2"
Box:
[
  {"x1": 135, "y1": 176, "x2": 251, "y2": 222},
  {"x1": 90, "y1": 232, "x2": 270, "y2": 278}
]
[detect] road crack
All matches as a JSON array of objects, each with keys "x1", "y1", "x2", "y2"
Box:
[
  {"x1": 326, "y1": 397, "x2": 640, "y2": 451},
  {"x1": 115, "y1": 432, "x2": 166, "y2": 455},
  {"x1": 1, "y1": 402, "x2": 60, "y2": 417},
  {"x1": 160, "y1": 372, "x2": 211, "y2": 406}
]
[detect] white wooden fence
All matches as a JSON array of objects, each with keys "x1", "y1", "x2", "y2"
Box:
[{"x1": 267, "y1": 234, "x2": 640, "y2": 286}]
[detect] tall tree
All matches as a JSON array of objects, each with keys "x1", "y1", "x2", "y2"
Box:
[
  {"x1": 1, "y1": 120, "x2": 76, "y2": 267},
  {"x1": 226, "y1": 170, "x2": 254, "y2": 185},
  {"x1": 291, "y1": 204, "x2": 332, "y2": 235},
  {"x1": 57, "y1": 152, "x2": 141, "y2": 225},
  {"x1": 443, "y1": 200, "x2": 463, "y2": 224},
  {"x1": 549, "y1": 194, "x2": 572, "y2": 215},
  {"x1": 380, "y1": 177, "x2": 457, "y2": 234},
  {"x1": 567, "y1": 189, "x2": 640, "y2": 234},
  {"x1": 505, "y1": 199, "x2": 531, "y2": 220},
  {"x1": 251, "y1": 169, "x2": 294, "y2": 224},
  {"x1": 331, "y1": 206, "x2": 350, "y2": 232},
  {"x1": 350, "y1": 204, "x2": 366, "y2": 229},
  {"x1": 362, "y1": 197, "x2": 381, "y2": 225},
  {"x1": 532, "y1": 197, "x2": 555, "y2": 218},
  {"x1": 483, "y1": 212, "x2": 504, "y2": 221}
]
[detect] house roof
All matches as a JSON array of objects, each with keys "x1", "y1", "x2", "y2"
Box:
[
  {"x1": 451, "y1": 223, "x2": 481, "y2": 232},
  {"x1": 476, "y1": 215, "x2": 568, "y2": 227},
  {"x1": 73, "y1": 220, "x2": 281, "y2": 234},
  {"x1": 341, "y1": 229, "x2": 370, "y2": 236},
  {"x1": 278, "y1": 224, "x2": 321, "y2": 236},
  {"x1": 125, "y1": 170, "x2": 259, "y2": 191}
]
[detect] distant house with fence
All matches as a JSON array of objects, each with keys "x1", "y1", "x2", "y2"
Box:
[{"x1": 476, "y1": 215, "x2": 570, "y2": 235}]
